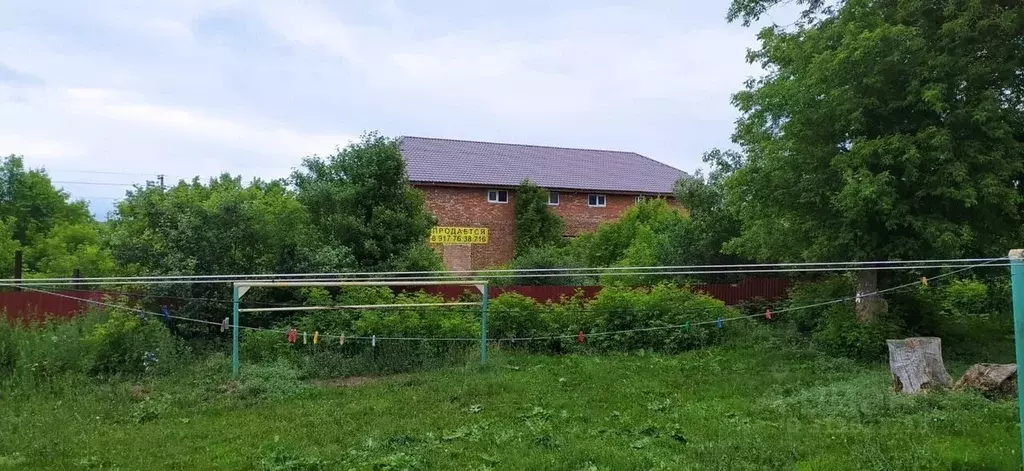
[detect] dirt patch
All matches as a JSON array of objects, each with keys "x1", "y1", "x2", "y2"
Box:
[{"x1": 312, "y1": 376, "x2": 377, "y2": 388}]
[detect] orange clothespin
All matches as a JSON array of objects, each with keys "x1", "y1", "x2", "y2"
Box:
[
  {"x1": 578, "y1": 331, "x2": 586, "y2": 344},
  {"x1": 313, "y1": 331, "x2": 320, "y2": 345}
]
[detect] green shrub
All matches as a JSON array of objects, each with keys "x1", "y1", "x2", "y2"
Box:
[
  {"x1": 83, "y1": 309, "x2": 179, "y2": 377},
  {"x1": 809, "y1": 304, "x2": 903, "y2": 361},
  {"x1": 500, "y1": 245, "x2": 587, "y2": 286},
  {"x1": 0, "y1": 306, "x2": 182, "y2": 387},
  {"x1": 488, "y1": 293, "x2": 546, "y2": 340},
  {"x1": 785, "y1": 276, "x2": 855, "y2": 333},
  {"x1": 589, "y1": 283, "x2": 733, "y2": 353}
]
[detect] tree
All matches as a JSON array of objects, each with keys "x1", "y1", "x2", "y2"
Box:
[
  {"x1": 514, "y1": 179, "x2": 565, "y2": 256},
  {"x1": 666, "y1": 149, "x2": 748, "y2": 275},
  {"x1": 0, "y1": 219, "x2": 19, "y2": 279},
  {"x1": 292, "y1": 132, "x2": 441, "y2": 272},
  {"x1": 0, "y1": 155, "x2": 91, "y2": 246},
  {"x1": 25, "y1": 222, "x2": 115, "y2": 278},
  {"x1": 106, "y1": 174, "x2": 338, "y2": 327},
  {"x1": 723, "y1": 0, "x2": 1024, "y2": 321}
]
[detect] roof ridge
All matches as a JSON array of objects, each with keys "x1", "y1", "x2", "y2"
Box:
[{"x1": 401, "y1": 135, "x2": 671, "y2": 164}]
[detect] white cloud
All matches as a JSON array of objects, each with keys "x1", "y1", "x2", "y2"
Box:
[{"x1": 0, "y1": 0, "x2": 774, "y2": 204}]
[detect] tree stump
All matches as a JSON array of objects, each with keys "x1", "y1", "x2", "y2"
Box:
[
  {"x1": 953, "y1": 363, "x2": 1017, "y2": 398},
  {"x1": 886, "y1": 337, "x2": 952, "y2": 394}
]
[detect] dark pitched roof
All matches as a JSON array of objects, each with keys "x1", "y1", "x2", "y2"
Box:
[{"x1": 400, "y1": 136, "x2": 686, "y2": 194}]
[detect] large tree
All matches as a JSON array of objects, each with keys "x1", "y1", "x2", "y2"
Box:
[
  {"x1": 0, "y1": 155, "x2": 91, "y2": 246},
  {"x1": 292, "y1": 132, "x2": 441, "y2": 272},
  {"x1": 106, "y1": 175, "x2": 340, "y2": 326},
  {"x1": 723, "y1": 0, "x2": 1024, "y2": 320}
]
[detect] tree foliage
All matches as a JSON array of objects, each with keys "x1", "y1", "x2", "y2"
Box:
[
  {"x1": 723, "y1": 0, "x2": 1024, "y2": 265},
  {"x1": 292, "y1": 133, "x2": 441, "y2": 272},
  {"x1": 26, "y1": 222, "x2": 115, "y2": 278},
  {"x1": 0, "y1": 155, "x2": 91, "y2": 246},
  {"x1": 513, "y1": 179, "x2": 565, "y2": 256},
  {"x1": 105, "y1": 175, "x2": 337, "y2": 326},
  {"x1": 667, "y1": 149, "x2": 748, "y2": 272},
  {"x1": 0, "y1": 155, "x2": 103, "y2": 278}
]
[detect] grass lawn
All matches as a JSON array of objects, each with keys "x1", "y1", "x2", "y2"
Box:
[{"x1": 1, "y1": 332, "x2": 1020, "y2": 470}]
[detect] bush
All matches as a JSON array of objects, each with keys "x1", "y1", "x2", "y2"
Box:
[
  {"x1": 83, "y1": 309, "x2": 180, "y2": 377},
  {"x1": 785, "y1": 276, "x2": 855, "y2": 333},
  {"x1": 499, "y1": 245, "x2": 587, "y2": 286},
  {"x1": 0, "y1": 306, "x2": 182, "y2": 387},
  {"x1": 809, "y1": 304, "x2": 903, "y2": 361},
  {"x1": 589, "y1": 283, "x2": 733, "y2": 353},
  {"x1": 488, "y1": 293, "x2": 546, "y2": 340}
]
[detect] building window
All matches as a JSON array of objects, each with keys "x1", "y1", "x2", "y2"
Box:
[
  {"x1": 487, "y1": 189, "x2": 508, "y2": 203},
  {"x1": 588, "y1": 194, "x2": 607, "y2": 207},
  {"x1": 548, "y1": 191, "x2": 560, "y2": 206}
]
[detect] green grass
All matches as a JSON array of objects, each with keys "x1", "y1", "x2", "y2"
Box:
[{"x1": 0, "y1": 332, "x2": 1020, "y2": 470}]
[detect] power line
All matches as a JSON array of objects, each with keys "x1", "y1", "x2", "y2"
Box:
[
  {"x1": 43, "y1": 168, "x2": 165, "y2": 178},
  {"x1": 51, "y1": 180, "x2": 139, "y2": 187}
]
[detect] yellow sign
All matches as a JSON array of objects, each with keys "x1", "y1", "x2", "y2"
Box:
[{"x1": 430, "y1": 227, "x2": 489, "y2": 245}]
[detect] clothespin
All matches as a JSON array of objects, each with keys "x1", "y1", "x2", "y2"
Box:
[
  {"x1": 339, "y1": 333, "x2": 345, "y2": 346},
  {"x1": 921, "y1": 276, "x2": 928, "y2": 287},
  {"x1": 577, "y1": 331, "x2": 585, "y2": 344},
  {"x1": 372, "y1": 335, "x2": 377, "y2": 348},
  {"x1": 313, "y1": 331, "x2": 320, "y2": 345},
  {"x1": 855, "y1": 292, "x2": 863, "y2": 304},
  {"x1": 161, "y1": 306, "x2": 171, "y2": 324},
  {"x1": 682, "y1": 322, "x2": 690, "y2": 331},
  {"x1": 303, "y1": 331, "x2": 307, "y2": 345},
  {"x1": 716, "y1": 317, "x2": 724, "y2": 329},
  {"x1": 287, "y1": 328, "x2": 297, "y2": 344},
  {"x1": 220, "y1": 317, "x2": 229, "y2": 333},
  {"x1": 765, "y1": 309, "x2": 773, "y2": 320}
]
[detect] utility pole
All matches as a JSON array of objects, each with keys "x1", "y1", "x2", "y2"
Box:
[
  {"x1": 157, "y1": 174, "x2": 165, "y2": 189},
  {"x1": 13, "y1": 250, "x2": 22, "y2": 291}
]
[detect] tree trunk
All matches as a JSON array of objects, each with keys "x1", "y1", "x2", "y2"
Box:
[
  {"x1": 953, "y1": 363, "x2": 1017, "y2": 398},
  {"x1": 855, "y1": 268, "x2": 887, "y2": 322},
  {"x1": 887, "y1": 337, "x2": 952, "y2": 394}
]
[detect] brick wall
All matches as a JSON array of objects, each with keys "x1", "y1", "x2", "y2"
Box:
[{"x1": 416, "y1": 185, "x2": 680, "y2": 270}]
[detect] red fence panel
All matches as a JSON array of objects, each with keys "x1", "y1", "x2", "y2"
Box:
[{"x1": 1, "y1": 290, "x2": 104, "y2": 324}]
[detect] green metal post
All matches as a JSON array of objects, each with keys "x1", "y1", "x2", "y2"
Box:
[
  {"x1": 1010, "y1": 249, "x2": 1024, "y2": 465},
  {"x1": 232, "y1": 285, "x2": 240, "y2": 378},
  {"x1": 481, "y1": 283, "x2": 489, "y2": 365}
]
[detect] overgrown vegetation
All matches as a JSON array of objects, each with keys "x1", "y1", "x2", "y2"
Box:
[
  {"x1": 513, "y1": 179, "x2": 565, "y2": 257},
  {"x1": 0, "y1": 331, "x2": 1018, "y2": 470}
]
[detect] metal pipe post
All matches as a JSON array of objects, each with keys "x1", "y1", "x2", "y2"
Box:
[
  {"x1": 232, "y1": 285, "x2": 240, "y2": 378},
  {"x1": 1010, "y1": 249, "x2": 1024, "y2": 465},
  {"x1": 481, "y1": 283, "x2": 489, "y2": 365}
]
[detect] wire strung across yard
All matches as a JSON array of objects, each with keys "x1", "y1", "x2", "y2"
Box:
[
  {"x1": 1, "y1": 258, "x2": 1006, "y2": 343},
  {"x1": 2, "y1": 257, "x2": 1010, "y2": 286}
]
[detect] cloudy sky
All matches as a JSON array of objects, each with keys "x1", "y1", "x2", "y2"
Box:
[{"x1": 0, "y1": 1, "x2": 784, "y2": 217}]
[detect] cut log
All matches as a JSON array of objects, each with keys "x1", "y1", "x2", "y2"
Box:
[
  {"x1": 887, "y1": 337, "x2": 952, "y2": 394},
  {"x1": 953, "y1": 363, "x2": 1017, "y2": 398}
]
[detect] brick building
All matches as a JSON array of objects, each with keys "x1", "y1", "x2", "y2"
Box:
[{"x1": 400, "y1": 136, "x2": 687, "y2": 270}]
